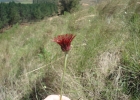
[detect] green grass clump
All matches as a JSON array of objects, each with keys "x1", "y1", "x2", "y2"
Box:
[{"x1": 119, "y1": 1, "x2": 140, "y2": 99}]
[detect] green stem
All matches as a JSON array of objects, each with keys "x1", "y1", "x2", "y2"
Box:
[{"x1": 60, "y1": 53, "x2": 68, "y2": 100}]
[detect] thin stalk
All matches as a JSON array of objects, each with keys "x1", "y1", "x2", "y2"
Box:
[{"x1": 60, "y1": 53, "x2": 68, "y2": 100}]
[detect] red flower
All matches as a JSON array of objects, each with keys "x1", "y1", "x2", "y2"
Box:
[{"x1": 53, "y1": 34, "x2": 76, "y2": 52}]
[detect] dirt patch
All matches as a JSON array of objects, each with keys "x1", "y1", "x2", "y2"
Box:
[
  {"x1": 75, "y1": 15, "x2": 95, "y2": 22},
  {"x1": 82, "y1": 3, "x2": 89, "y2": 6},
  {"x1": 48, "y1": 16, "x2": 59, "y2": 21}
]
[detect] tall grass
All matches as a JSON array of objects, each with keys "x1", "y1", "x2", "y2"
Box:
[{"x1": 0, "y1": 0, "x2": 140, "y2": 100}]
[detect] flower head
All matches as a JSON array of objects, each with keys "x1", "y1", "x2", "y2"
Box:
[{"x1": 53, "y1": 34, "x2": 76, "y2": 52}]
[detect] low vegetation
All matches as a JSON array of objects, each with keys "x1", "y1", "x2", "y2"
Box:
[{"x1": 0, "y1": 0, "x2": 140, "y2": 100}]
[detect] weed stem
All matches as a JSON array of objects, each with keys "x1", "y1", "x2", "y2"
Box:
[{"x1": 60, "y1": 53, "x2": 68, "y2": 100}]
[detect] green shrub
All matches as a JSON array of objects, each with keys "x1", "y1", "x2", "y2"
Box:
[{"x1": 0, "y1": 1, "x2": 58, "y2": 29}]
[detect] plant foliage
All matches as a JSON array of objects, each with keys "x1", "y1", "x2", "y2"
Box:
[{"x1": 0, "y1": 1, "x2": 58, "y2": 29}]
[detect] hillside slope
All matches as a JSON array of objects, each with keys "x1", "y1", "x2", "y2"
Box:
[{"x1": 0, "y1": 0, "x2": 140, "y2": 100}]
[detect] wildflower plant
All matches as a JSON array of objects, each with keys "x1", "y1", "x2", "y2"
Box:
[{"x1": 53, "y1": 34, "x2": 76, "y2": 100}]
